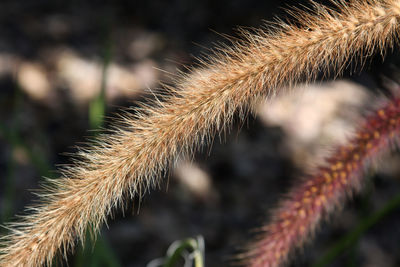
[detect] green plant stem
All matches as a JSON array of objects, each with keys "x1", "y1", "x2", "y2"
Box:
[
  {"x1": 163, "y1": 237, "x2": 204, "y2": 267},
  {"x1": 75, "y1": 13, "x2": 121, "y2": 267},
  {"x1": 313, "y1": 192, "x2": 400, "y2": 267},
  {"x1": 89, "y1": 15, "x2": 112, "y2": 130}
]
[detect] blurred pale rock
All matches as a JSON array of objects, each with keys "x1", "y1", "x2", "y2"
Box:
[
  {"x1": 17, "y1": 62, "x2": 51, "y2": 101},
  {"x1": 258, "y1": 80, "x2": 371, "y2": 165},
  {"x1": 56, "y1": 50, "x2": 158, "y2": 103},
  {"x1": 174, "y1": 160, "x2": 217, "y2": 201},
  {"x1": 106, "y1": 60, "x2": 158, "y2": 100},
  {"x1": 57, "y1": 50, "x2": 102, "y2": 102},
  {"x1": 127, "y1": 30, "x2": 164, "y2": 61}
]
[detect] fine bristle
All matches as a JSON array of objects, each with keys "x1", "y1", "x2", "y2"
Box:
[{"x1": 1, "y1": 1, "x2": 400, "y2": 266}]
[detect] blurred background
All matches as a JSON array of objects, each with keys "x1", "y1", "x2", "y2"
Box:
[{"x1": 0, "y1": 0, "x2": 400, "y2": 266}]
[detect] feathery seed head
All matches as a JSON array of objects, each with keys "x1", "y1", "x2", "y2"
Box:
[{"x1": 244, "y1": 88, "x2": 400, "y2": 267}]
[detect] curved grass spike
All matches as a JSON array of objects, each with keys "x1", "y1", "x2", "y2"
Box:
[
  {"x1": 244, "y1": 84, "x2": 400, "y2": 267},
  {"x1": 1, "y1": 1, "x2": 400, "y2": 266}
]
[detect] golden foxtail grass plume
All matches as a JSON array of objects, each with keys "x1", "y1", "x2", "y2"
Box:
[
  {"x1": 243, "y1": 81, "x2": 400, "y2": 267},
  {"x1": 1, "y1": 0, "x2": 400, "y2": 266}
]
